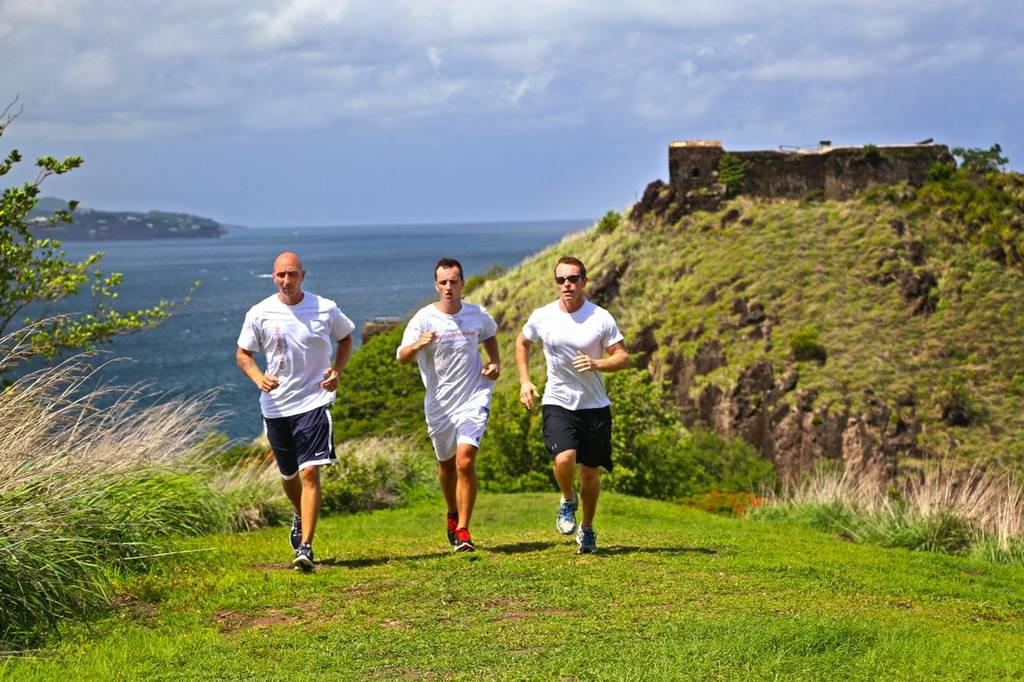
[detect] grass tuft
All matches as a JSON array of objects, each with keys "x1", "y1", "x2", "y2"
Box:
[{"x1": 753, "y1": 462, "x2": 1024, "y2": 562}]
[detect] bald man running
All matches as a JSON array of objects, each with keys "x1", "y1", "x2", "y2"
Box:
[{"x1": 236, "y1": 251, "x2": 354, "y2": 571}]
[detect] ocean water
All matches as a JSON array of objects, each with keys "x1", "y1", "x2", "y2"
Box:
[{"x1": 39, "y1": 220, "x2": 590, "y2": 440}]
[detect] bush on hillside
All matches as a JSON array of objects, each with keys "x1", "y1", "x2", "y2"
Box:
[
  {"x1": 915, "y1": 166, "x2": 1024, "y2": 268},
  {"x1": 596, "y1": 210, "x2": 623, "y2": 235},
  {"x1": 788, "y1": 326, "x2": 827, "y2": 364},
  {"x1": 464, "y1": 264, "x2": 508, "y2": 295},
  {"x1": 952, "y1": 143, "x2": 1008, "y2": 173},
  {"x1": 321, "y1": 437, "x2": 432, "y2": 514},
  {"x1": 331, "y1": 324, "x2": 427, "y2": 442},
  {"x1": 477, "y1": 368, "x2": 776, "y2": 500}
]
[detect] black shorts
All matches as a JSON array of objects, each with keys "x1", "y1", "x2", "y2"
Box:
[
  {"x1": 541, "y1": 404, "x2": 613, "y2": 471},
  {"x1": 263, "y1": 405, "x2": 337, "y2": 479}
]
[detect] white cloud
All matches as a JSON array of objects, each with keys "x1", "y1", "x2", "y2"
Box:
[
  {"x1": 427, "y1": 46, "x2": 442, "y2": 70},
  {"x1": 246, "y1": 0, "x2": 350, "y2": 49},
  {"x1": 61, "y1": 49, "x2": 117, "y2": 90}
]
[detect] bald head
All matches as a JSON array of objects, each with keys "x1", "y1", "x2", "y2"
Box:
[
  {"x1": 274, "y1": 251, "x2": 303, "y2": 272},
  {"x1": 272, "y1": 251, "x2": 306, "y2": 304}
]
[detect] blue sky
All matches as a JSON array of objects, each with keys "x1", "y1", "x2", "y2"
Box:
[{"x1": 1, "y1": 1, "x2": 1021, "y2": 226}]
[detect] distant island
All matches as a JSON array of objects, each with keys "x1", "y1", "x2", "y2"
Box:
[{"x1": 28, "y1": 196, "x2": 227, "y2": 241}]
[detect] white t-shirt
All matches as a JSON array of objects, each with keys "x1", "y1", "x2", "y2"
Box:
[
  {"x1": 398, "y1": 303, "x2": 498, "y2": 427},
  {"x1": 521, "y1": 299, "x2": 624, "y2": 410},
  {"x1": 237, "y1": 292, "x2": 355, "y2": 418}
]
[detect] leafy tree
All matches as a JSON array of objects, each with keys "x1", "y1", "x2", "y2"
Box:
[
  {"x1": 717, "y1": 154, "x2": 749, "y2": 198},
  {"x1": 0, "y1": 101, "x2": 179, "y2": 367},
  {"x1": 952, "y1": 144, "x2": 1008, "y2": 173}
]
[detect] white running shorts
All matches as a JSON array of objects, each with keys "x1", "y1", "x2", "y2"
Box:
[{"x1": 428, "y1": 407, "x2": 490, "y2": 461}]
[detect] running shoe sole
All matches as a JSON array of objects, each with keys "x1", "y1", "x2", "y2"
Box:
[{"x1": 454, "y1": 540, "x2": 476, "y2": 552}]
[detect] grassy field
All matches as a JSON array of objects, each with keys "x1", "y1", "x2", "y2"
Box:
[{"x1": 5, "y1": 492, "x2": 1023, "y2": 681}]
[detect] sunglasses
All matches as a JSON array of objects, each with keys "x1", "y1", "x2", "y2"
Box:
[{"x1": 554, "y1": 275, "x2": 584, "y2": 285}]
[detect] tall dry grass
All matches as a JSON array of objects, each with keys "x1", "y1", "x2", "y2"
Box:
[
  {"x1": 754, "y1": 462, "x2": 1024, "y2": 562},
  {"x1": 0, "y1": 334, "x2": 229, "y2": 647}
]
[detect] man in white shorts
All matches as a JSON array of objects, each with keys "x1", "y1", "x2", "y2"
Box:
[
  {"x1": 236, "y1": 251, "x2": 355, "y2": 571},
  {"x1": 515, "y1": 256, "x2": 629, "y2": 554},
  {"x1": 398, "y1": 257, "x2": 500, "y2": 552}
]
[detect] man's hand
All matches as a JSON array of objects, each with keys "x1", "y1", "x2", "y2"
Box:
[
  {"x1": 572, "y1": 351, "x2": 596, "y2": 372},
  {"x1": 320, "y1": 367, "x2": 340, "y2": 391},
  {"x1": 259, "y1": 374, "x2": 280, "y2": 392},
  {"x1": 481, "y1": 363, "x2": 500, "y2": 381},
  {"x1": 520, "y1": 381, "x2": 540, "y2": 410},
  {"x1": 413, "y1": 330, "x2": 435, "y2": 350}
]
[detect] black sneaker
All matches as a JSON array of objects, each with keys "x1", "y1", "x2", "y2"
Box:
[
  {"x1": 289, "y1": 512, "x2": 302, "y2": 551},
  {"x1": 576, "y1": 527, "x2": 597, "y2": 555},
  {"x1": 453, "y1": 528, "x2": 476, "y2": 552},
  {"x1": 446, "y1": 512, "x2": 459, "y2": 546},
  {"x1": 294, "y1": 543, "x2": 315, "y2": 571}
]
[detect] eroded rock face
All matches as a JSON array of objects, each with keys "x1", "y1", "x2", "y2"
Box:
[
  {"x1": 361, "y1": 317, "x2": 402, "y2": 343},
  {"x1": 630, "y1": 179, "x2": 725, "y2": 229},
  {"x1": 656, "y1": 351, "x2": 917, "y2": 484}
]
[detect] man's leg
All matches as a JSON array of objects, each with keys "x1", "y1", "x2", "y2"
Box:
[
  {"x1": 282, "y1": 476, "x2": 302, "y2": 514},
  {"x1": 578, "y1": 464, "x2": 601, "y2": 528},
  {"x1": 298, "y1": 466, "x2": 321, "y2": 545},
  {"x1": 455, "y1": 443, "x2": 478, "y2": 529},
  {"x1": 438, "y1": 457, "x2": 457, "y2": 514},
  {"x1": 552, "y1": 449, "x2": 577, "y2": 500}
]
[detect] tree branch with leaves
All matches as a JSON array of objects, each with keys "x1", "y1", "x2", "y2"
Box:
[{"x1": 0, "y1": 101, "x2": 184, "y2": 369}]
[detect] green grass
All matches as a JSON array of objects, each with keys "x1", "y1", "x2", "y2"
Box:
[{"x1": 6, "y1": 493, "x2": 1023, "y2": 680}]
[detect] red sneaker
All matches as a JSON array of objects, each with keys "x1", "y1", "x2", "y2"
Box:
[
  {"x1": 453, "y1": 528, "x2": 475, "y2": 552},
  {"x1": 446, "y1": 512, "x2": 459, "y2": 546}
]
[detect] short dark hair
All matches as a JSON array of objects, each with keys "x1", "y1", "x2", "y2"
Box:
[
  {"x1": 554, "y1": 256, "x2": 586, "y2": 278},
  {"x1": 435, "y1": 257, "x2": 464, "y2": 281}
]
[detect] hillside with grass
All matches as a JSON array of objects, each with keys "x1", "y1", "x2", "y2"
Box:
[
  {"x1": 466, "y1": 166, "x2": 1024, "y2": 479},
  {"x1": 5, "y1": 493, "x2": 1023, "y2": 680}
]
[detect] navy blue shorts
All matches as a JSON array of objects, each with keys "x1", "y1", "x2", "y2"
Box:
[
  {"x1": 541, "y1": 405, "x2": 613, "y2": 471},
  {"x1": 263, "y1": 405, "x2": 337, "y2": 479}
]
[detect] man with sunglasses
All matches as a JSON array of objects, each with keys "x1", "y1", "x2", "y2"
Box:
[
  {"x1": 515, "y1": 256, "x2": 629, "y2": 554},
  {"x1": 398, "y1": 257, "x2": 500, "y2": 552},
  {"x1": 236, "y1": 251, "x2": 355, "y2": 571}
]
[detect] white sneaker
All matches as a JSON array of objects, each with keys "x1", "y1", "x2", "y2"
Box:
[{"x1": 556, "y1": 494, "x2": 578, "y2": 535}]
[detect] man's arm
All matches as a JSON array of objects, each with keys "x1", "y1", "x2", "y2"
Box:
[
  {"x1": 236, "y1": 347, "x2": 279, "y2": 392},
  {"x1": 481, "y1": 335, "x2": 500, "y2": 380},
  {"x1": 571, "y1": 341, "x2": 629, "y2": 373},
  {"x1": 515, "y1": 333, "x2": 540, "y2": 410},
  {"x1": 397, "y1": 330, "x2": 434, "y2": 364},
  {"x1": 320, "y1": 334, "x2": 354, "y2": 390}
]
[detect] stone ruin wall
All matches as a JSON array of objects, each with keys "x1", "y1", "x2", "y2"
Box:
[{"x1": 669, "y1": 140, "x2": 954, "y2": 200}]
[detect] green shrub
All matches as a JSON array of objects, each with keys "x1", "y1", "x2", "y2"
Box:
[
  {"x1": 464, "y1": 264, "x2": 508, "y2": 295},
  {"x1": 940, "y1": 373, "x2": 982, "y2": 426},
  {"x1": 863, "y1": 144, "x2": 883, "y2": 165},
  {"x1": 331, "y1": 325, "x2": 426, "y2": 442},
  {"x1": 952, "y1": 143, "x2": 1008, "y2": 173},
  {"x1": 476, "y1": 384, "x2": 552, "y2": 492},
  {"x1": 596, "y1": 210, "x2": 623, "y2": 235},
  {"x1": 927, "y1": 162, "x2": 956, "y2": 182},
  {"x1": 914, "y1": 167, "x2": 1024, "y2": 268},
  {"x1": 717, "y1": 154, "x2": 749, "y2": 198},
  {"x1": 321, "y1": 437, "x2": 432, "y2": 514},
  {"x1": 789, "y1": 326, "x2": 828, "y2": 363},
  {"x1": 477, "y1": 368, "x2": 775, "y2": 500}
]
